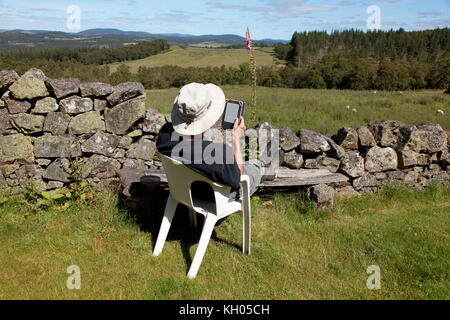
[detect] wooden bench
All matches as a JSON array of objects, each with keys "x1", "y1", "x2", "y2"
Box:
[{"x1": 116, "y1": 167, "x2": 349, "y2": 199}]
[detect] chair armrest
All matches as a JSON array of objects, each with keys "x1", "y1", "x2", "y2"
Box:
[
  {"x1": 240, "y1": 175, "x2": 250, "y2": 196},
  {"x1": 240, "y1": 175, "x2": 250, "y2": 184},
  {"x1": 240, "y1": 175, "x2": 250, "y2": 187}
]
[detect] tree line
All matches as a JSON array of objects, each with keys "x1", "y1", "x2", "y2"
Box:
[
  {"x1": 106, "y1": 54, "x2": 448, "y2": 91},
  {"x1": 0, "y1": 39, "x2": 169, "y2": 70},
  {"x1": 0, "y1": 29, "x2": 448, "y2": 91}
]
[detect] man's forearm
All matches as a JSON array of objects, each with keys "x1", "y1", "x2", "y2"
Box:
[{"x1": 233, "y1": 137, "x2": 244, "y2": 174}]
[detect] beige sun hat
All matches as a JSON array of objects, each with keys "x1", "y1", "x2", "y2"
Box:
[{"x1": 171, "y1": 83, "x2": 226, "y2": 136}]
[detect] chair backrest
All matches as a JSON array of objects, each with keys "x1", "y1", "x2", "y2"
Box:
[{"x1": 159, "y1": 153, "x2": 232, "y2": 216}]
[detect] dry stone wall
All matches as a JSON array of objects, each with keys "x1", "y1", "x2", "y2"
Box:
[
  {"x1": 0, "y1": 68, "x2": 449, "y2": 200},
  {"x1": 0, "y1": 68, "x2": 168, "y2": 193},
  {"x1": 278, "y1": 120, "x2": 449, "y2": 199}
]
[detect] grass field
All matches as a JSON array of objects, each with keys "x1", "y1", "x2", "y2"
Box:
[
  {"x1": 0, "y1": 184, "x2": 448, "y2": 299},
  {"x1": 109, "y1": 47, "x2": 278, "y2": 73},
  {"x1": 147, "y1": 86, "x2": 450, "y2": 134},
  {"x1": 1, "y1": 84, "x2": 449, "y2": 300}
]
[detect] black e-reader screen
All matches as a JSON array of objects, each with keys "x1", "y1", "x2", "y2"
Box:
[{"x1": 222, "y1": 101, "x2": 241, "y2": 129}]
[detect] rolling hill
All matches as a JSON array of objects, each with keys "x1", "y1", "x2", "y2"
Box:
[
  {"x1": 0, "y1": 28, "x2": 288, "y2": 51},
  {"x1": 108, "y1": 46, "x2": 279, "y2": 72}
]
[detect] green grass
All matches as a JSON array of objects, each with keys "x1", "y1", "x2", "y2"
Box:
[
  {"x1": 146, "y1": 86, "x2": 450, "y2": 134},
  {"x1": 109, "y1": 47, "x2": 277, "y2": 73},
  {"x1": 0, "y1": 184, "x2": 448, "y2": 299}
]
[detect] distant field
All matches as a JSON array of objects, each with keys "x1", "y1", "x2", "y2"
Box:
[
  {"x1": 146, "y1": 86, "x2": 450, "y2": 134},
  {"x1": 109, "y1": 46, "x2": 278, "y2": 73}
]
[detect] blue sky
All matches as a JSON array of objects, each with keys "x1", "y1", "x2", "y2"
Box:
[{"x1": 1, "y1": 0, "x2": 449, "y2": 39}]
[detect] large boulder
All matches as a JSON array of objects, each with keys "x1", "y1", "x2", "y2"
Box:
[
  {"x1": 279, "y1": 126, "x2": 300, "y2": 152},
  {"x1": 34, "y1": 134, "x2": 81, "y2": 158},
  {"x1": 398, "y1": 123, "x2": 447, "y2": 154},
  {"x1": 368, "y1": 120, "x2": 404, "y2": 148},
  {"x1": 9, "y1": 68, "x2": 49, "y2": 100},
  {"x1": 340, "y1": 151, "x2": 365, "y2": 178},
  {"x1": 118, "y1": 136, "x2": 133, "y2": 149},
  {"x1": 9, "y1": 113, "x2": 44, "y2": 134},
  {"x1": 307, "y1": 184, "x2": 335, "y2": 210},
  {"x1": 0, "y1": 70, "x2": 19, "y2": 94},
  {"x1": 107, "y1": 82, "x2": 145, "y2": 106},
  {"x1": 60, "y1": 96, "x2": 94, "y2": 114},
  {"x1": 94, "y1": 99, "x2": 107, "y2": 112},
  {"x1": 397, "y1": 150, "x2": 430, "y2": 168},
  {"x1": 5, "y1": 97, "x2": 31, "y2": 114},
  {"x1": 45, "y1": 78, "x2": 80, "y2": 99},
  {"x1": 142, "y1": 108, "x2": 166, "y2": 134},
  {"x1": 80, "y1": 82, "x2": 113, "y2": 97},
  {"x1": 365, "y1": 146, "x2": 398, "y2": 173},
  {"x1": 81, "y1": 131, "x2": 121, "y2": 156},
  {"x1": 105, "y1": 95, "x2": 146, "y2": 134},
  {"x1": 316, "y1": 155, "x2": 341, "y2": 173},
  {"x1": 43, "y1": 112, "x2": 71, "y2": 135},
  {"x1": 68, "y1": 111, "x2": 105, "y2": 135},
  {"x1": 82, "y1": 155, "x2": 121, "y2": 179},
  {"x1": 336, "y1": 185, "x2": 360, "y2": 199},
  {"x1": 33, "y1": 97, "x2": 59, "y2": 114},
  {"x1": 357, "y1": 126, "x2": 376, "y2": 148},
  {"x1": 297, "y1": 129, "x2": 330, "y2": 154},
  {"x1": 302, "y1": 155, "x2": 340, "y2": 173},
  {"x1": 0, "y1": 134, "x2": 34, "y2": 163},
  {"x1": 126, "y1": 139, "x2": 156, "y2": 161},
  {"x1": 282, "y1": 150, "x2": 303, "y2": 169},
  {"x1": 352, "y1": 172, "x2": 379, "y2": 190},
  {"x1": 334, "y1": 127, "x2": 358, "y2": 151},
  {"x1": 43, "y1": 159, "x2": 69, "y2": 182},
  {"x1": 324, "y1": 136, "x2": 345, "y2": 159},
  {"x1": 0, "y1": 108, "x2": 11, "y2": 134}
]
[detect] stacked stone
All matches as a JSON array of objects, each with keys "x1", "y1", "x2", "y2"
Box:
[
  {"x1": 0, "y1": 69, "x2": 168, "y2": 193},
  {"x1": 0, "y1": 68, "x2": 448, "y2": 200},
  {"x1": 278, "y1": 119, "x2": 449, "y2": 202}
]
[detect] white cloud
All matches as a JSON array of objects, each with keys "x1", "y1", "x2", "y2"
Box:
[{"x1": 207, "y1": 0, "x2": 333, "y2": 22}]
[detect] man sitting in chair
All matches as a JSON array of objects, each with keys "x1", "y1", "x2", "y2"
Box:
[{"x1": 156, "y1": 82, "x2": 274, "y2": 200}]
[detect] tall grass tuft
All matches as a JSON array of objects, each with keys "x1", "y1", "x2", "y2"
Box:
[{"x1": 246, "y1": 27, "x2": 257, "y2": 122}]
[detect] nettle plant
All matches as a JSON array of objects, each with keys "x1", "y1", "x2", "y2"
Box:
[{"x1": 25, "y1": 158, "x2": 96, "y2": 211}]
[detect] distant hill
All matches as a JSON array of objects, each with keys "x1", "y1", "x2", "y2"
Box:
[{"x1": 0, "y1": 28, "x2": 288, "y2": 51}]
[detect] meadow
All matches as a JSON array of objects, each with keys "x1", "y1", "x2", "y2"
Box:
[
  {"x1": 0, "y1": 184, "x2": 448, "y2": 299},
  {"x1": 147, "y1": 86, "x2": 450, "y2": 134},
  {"x1": 108, "y1": 46, "x2": 278, "y2": 73}
]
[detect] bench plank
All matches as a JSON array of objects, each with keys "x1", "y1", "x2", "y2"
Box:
[{"x1": 260, "y1": 173, "x2": 349, "y2": 187}]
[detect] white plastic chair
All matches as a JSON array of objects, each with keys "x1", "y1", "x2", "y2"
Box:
[{"x1": 152, "y1": 153, "x2": 251, "y2": 279}]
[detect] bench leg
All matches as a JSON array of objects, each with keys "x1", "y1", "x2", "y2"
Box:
[
  {"x1": 153, "y1": 195, "x2": 177, "y2": 256},
  {"x1": 187, "y1": 213, "x2": 217, "y2": 279}
]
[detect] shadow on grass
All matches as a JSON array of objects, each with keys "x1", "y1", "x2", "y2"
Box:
[{"x1": 115, "y1": 183, "x2": 242, "y2": 273}]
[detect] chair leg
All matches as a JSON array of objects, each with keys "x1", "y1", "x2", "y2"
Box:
[
  {"x1": 187, "y1": 213, "x2": 217, "y2": 279},
  {"x1": 152, "y1": 195, "x2": 178, "y2": 256},
  {"x1": 242, "y1": 187, "x2": 251, "y2": 255},
  {"x1": 242, "y1": 204, "x2": 251, "y2": 255}
]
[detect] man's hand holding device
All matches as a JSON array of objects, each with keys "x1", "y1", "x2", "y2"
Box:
[
  {"x1": 223, "y1": 99, "x2": 246, "y2": 174},
  {"x1": 222, "y1": 99, "x2": 245, "y2": 130}
]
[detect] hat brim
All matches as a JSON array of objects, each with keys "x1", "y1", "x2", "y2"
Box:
[{"x1": 171, "y1": 83, "x2": 226, "y2": 136}]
